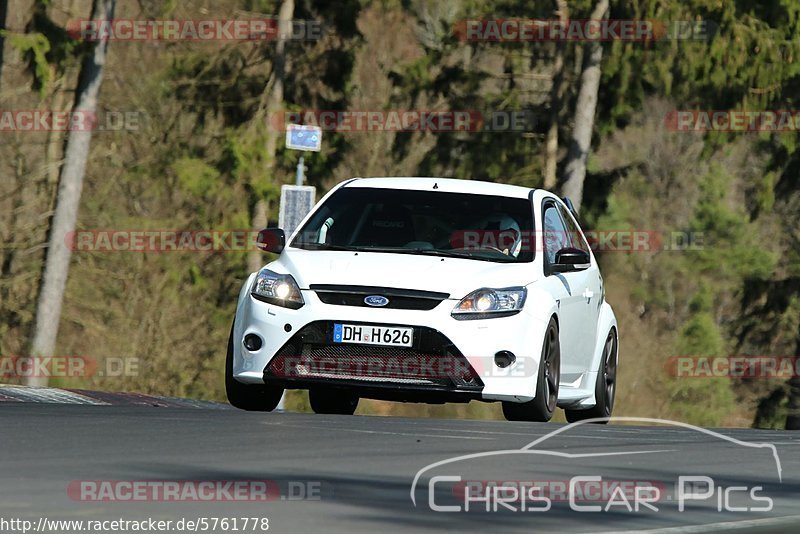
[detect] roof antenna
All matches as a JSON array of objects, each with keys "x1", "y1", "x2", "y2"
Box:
[{"x1": 433, "y1": 182, "x2": 439, "y2": 190}]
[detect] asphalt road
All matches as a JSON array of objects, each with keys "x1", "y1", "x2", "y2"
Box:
[{"x1": 2, "y1": 404, "x2": 800, "y2": 533}]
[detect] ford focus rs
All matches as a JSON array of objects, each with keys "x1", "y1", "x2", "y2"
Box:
[{"x1": 226, "y1": 177, "x2": 618, "y2": 422}]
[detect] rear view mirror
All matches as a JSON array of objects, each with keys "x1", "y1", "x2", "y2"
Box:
[
  {"x1": 552, "y1": 247, "x2": 591, "y2": 273},
  {"x1": 256, "y1": 228, "x2": 286, "y2": 254}
]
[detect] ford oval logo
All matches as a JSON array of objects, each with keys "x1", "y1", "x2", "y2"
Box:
[{"x1": 364, "y1": 295, "x2": 389, "y2": 307}]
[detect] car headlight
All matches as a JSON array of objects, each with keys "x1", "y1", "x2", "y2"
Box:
[
  {"x1": 452, "y1": 287, "x2": 526, "y2": 319},
  {"x1": 251, "y1": 269, "x2": 304, "y2": 309}
]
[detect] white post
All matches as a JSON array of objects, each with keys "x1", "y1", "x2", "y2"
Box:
[{"x1": 295, "y1": 156, "x2": 305, "y2": 186}]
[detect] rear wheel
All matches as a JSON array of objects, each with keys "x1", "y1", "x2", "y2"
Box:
[
  {"x1": 502, "y1": 317, "x2": 560, "y2": 422},
  {"x1": 225, "y1": 321, "x2": 284, "y2": 411},
  {"x1": 309, "y1": 388, "x2": 359, "y2": 415},
  {"x1": 565, "y1": 328, "x2": 617, "y2": 424}
]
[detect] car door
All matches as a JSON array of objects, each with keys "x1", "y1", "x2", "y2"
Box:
[
  {"x1": 557, "y1": 203, "x2": 601, "y2": 372},
  {"x1": 541, "y1": 200, "x2": 588, "y2": 369}
]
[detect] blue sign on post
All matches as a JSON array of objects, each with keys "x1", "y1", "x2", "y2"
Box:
[{"x1": 285, "y1": 124, "x2": 322, "y2": 152}]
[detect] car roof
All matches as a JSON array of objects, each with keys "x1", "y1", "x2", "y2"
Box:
[{"x1": 343, "y1": 177, "x2": 535, "y2": 199}]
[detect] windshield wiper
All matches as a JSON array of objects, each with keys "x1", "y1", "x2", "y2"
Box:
[
  {"x1": 402, "y1": 248, "x2": 474, "y2": 259},
  {"x1": 350, "y1": 246, "x2": 491, "y2": 260},
  {"x1": 405, "y1": 247, "x2": 518, "y2": 262}
]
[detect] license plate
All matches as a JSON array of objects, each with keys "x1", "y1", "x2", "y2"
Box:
[{"x1": 333, "y1": 324, "x2": 413, "y2": 347}]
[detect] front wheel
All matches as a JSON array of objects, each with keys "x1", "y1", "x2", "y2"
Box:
[
  {"x1": 309, "y1": 388, "x2": 359, "y2": 415},
  {"x1": 565, "y1": 328, "x2": 617, "y2": 424},
  {"x1": 225, "y1": 321, "x2": 284, "y2": 411},
  {"x1": 502, "y1": 317, "x2": 561, "y2": 422}
]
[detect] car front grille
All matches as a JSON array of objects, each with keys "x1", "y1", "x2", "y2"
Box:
[
  {"x1": 310, "y1": 284, "x2": 449, "y2": 311},
  {"x1": 264, "y1": 321, "x2": 482, "y2": 389}
]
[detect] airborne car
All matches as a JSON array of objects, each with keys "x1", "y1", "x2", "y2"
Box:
[{"x1": 226, "y1": 177, "x2": 618, "y2": 422}]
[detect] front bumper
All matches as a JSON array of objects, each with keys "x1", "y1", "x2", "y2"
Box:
[
  {"x1": 262, "y1": 320, "x2": 483, "y2": 402},
  {"x1": 232, "y1": 275, "x2": 546, "y2": 402}
]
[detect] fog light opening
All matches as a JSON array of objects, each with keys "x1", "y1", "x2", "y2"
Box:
[
  {"x1": 494, "y1": 351, "x2": 515, "y2": 368},
  {"x1": 243, "y1": 334, "x2": 263, "y2": 352}
]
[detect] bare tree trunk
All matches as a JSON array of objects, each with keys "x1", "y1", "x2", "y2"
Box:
[
  {"x1": 543, "y1": 0, "x2": 568, "y2": 191},
  {"x1": 247, "y1": 0, "x2": 294, "y2": 274},
  {"x1": 0, "y1": 0, "x2": 7, "y2": 90},
  {"x1": 26, "y1": 0, "x2": 116, "y2": 386},
  {"x1": 560, "y1": 0, "x2": 609, "y2": 212}
]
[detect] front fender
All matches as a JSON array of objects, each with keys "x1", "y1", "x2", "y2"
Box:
[
  {"x1": 487, "y1": 285, "x2": 559, "y2": 402},
  {"x1": 231, "y1": 273, "x2": 259, "y2": 382}
]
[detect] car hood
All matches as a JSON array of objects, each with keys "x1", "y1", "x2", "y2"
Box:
[{"x1": 270, "y1": 248, "x2": 537, "y2": 299}]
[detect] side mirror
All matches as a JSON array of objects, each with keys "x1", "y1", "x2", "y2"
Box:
[
  {"x1": 256, "y1": 228, "x2": 286, "y2": 254},
  {"x1": 552, "y1": 247, "x2": 591, "y2": 273}
]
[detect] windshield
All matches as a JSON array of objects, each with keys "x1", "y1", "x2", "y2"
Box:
[{"x1": 291, "y1": 187, "x2": 534, "y2": 263}]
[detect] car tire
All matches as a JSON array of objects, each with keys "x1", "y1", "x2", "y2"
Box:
[
  {"x1": 565, "y1": 328, "x2": 617, "y2": 424},
  {"x1": 502, "y1": 317, "x2": 561, "y2": 422},
  {"x1": 309, "y1": 388, "x2": 359, "y2": 415},
  {"x1": 225, "y1": 321, "x2": 284, "y2": 411}
]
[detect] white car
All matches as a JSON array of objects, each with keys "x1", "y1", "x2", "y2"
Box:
[{"x1": 226, "y1": 177, "x2": 618, "y2": 422}]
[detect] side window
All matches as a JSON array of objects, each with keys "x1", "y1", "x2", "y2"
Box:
[
  {"x1": 558, "y1": 204, "x2": 591, "y2": 254},
  {"x1": 542, "y1": 204, "x2": 569, "y2": 265}
]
